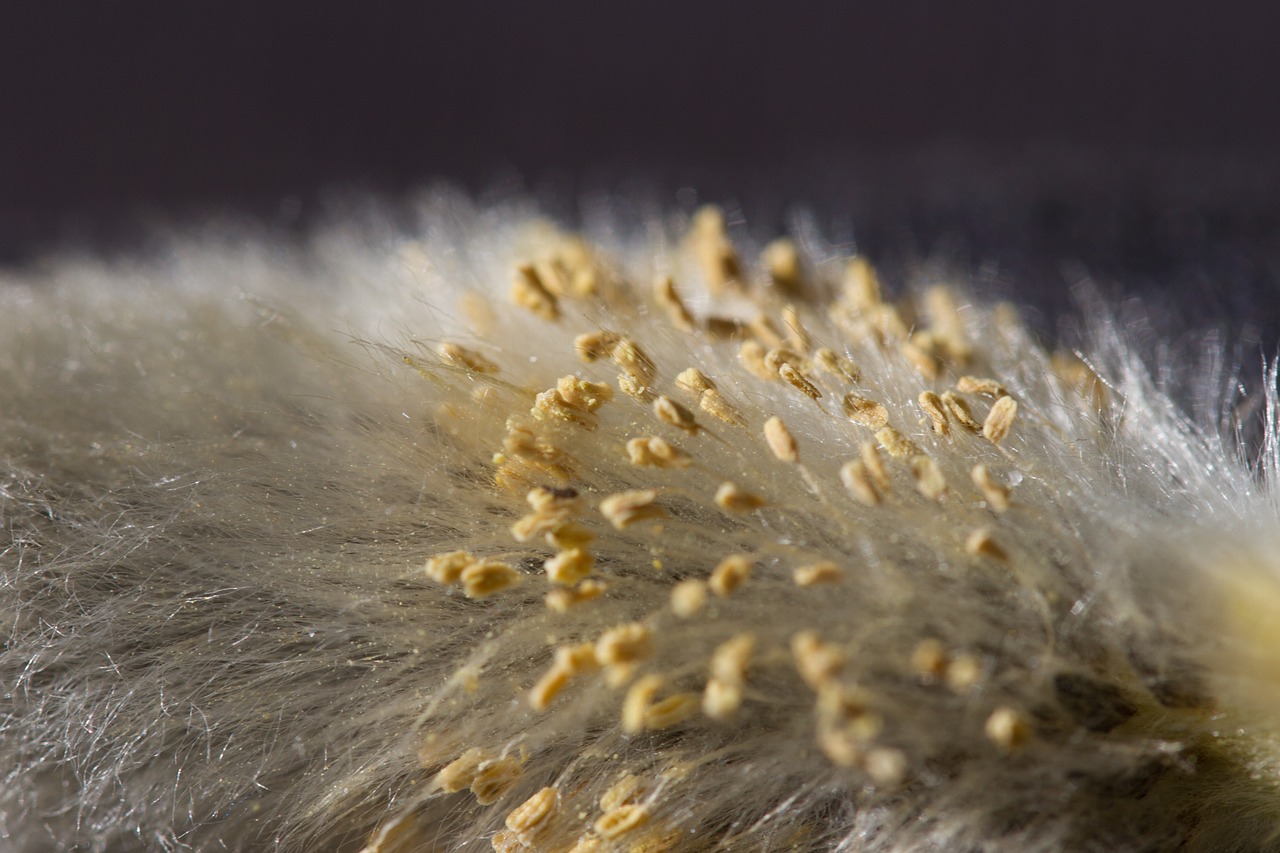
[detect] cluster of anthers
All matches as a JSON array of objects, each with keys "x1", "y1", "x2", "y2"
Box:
[{"x1": 355, "y1": 206, "x2": 1238, "y2": 853}]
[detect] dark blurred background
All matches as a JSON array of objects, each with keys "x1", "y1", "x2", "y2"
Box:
[{"x1": 3, "y1": 1, "x2": 1279, "y2": 352}]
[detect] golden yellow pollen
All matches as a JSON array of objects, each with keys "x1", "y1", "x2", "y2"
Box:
[
  {"x1": 793, "y1": 561, "x2": 844, "y2": 586},
  {"x1": 843, "y1": 256, "x2": 882, "y2": 308},
  {"x1": 957, "y1": 376, "x2": 1008, "y2": 398},
  {"x1": 791, "y1": 631, "x2": 845, "y2": 689},
  {"x1": 643, "y1": 693, "x2": 700, "y2": 730},
  {"x1": 971, "y1": 464, "x2": 1011, "y2": 512},
  {"x1": 423, "y1": 550, "x2": 476, "y2": 585},
  {"x1": 438, "y1": 342, "x2": 499, "y2": 374},
  {"x1": 544, "y1": 548, "x2": 595, "y2": 585},
  {"x1": 600, "y1": 490, "x2": 668, "y2": 530},
  {"x1": 595, "y1": 623, "x2": 654, "y2": 668},
  {"x1": 715, "y1": 482, "x2": 765, "y2": 512},
  {"x1": 670, "y1": 580, "x2": 708, "y2": 617},
  {"x1": 460, "y1": 561, "x2": 522, "y2": 598},
  {"x1": 709, "y1": 554, "x2": 753, "y2": 596},
  {"x1": 779, "y1": 363, "x2": 822, "y2": 399},
  {"x1": 762, "y1": 238, "x2": 803, "y2": 293},
  {"x1": 918, "y1": 391, "x2": 951, "y2": 436},
  {"x1": 594, "y1": 804, "x2": 650, "y2": 839},
  {"x1": 653, "y1": 276, "x2": 695, "y2": 331},
  {"x1": 472, "y1": 756, "x2": 523, "y2": 804},
  {"x1": 613, "y1": 338, "x2": 657, "y2": 385},
  {"x1": 965, "y1": 527, "x2": 1008, "y2": 561},
  {"x1": 763, "y1": 415, "x2": 800, "y2": 463},
  {"x1": 840, "y1": 460, "x2": 882, "y2": 506},
  {"x1": 699, "y1": 388, "x2": 746, "y2": 426},
  {"x1": 843, "y1": 392, "x2": 889, "y2": 429},
  {"x1": 575, "y1": 330, "x2": 622, "y2": 363},
  {"x1": 939, "y1": 390, "x2": 981, "y2": 432},
  {"x1": 505, "y1": 786, "x2": 558, "y2": 839},
  {"x1": 436, "y1": 748, "x2": 485, "y2": 793},
  {"x1": 910, "y1": 455, "x2": 948, "y2": 501},
  {"x1": 982, "y1": 396, "x2": 1019, "y2": 445},
  {"x1": 653, "y1": 395, "x2": 701, "y2": 435},
  {"x1": 875, "y1": 427, "x2": 919, "y2": 459},
  {"x1": 511, "y1": 264, "x2": 559, "y2": 321},
  {"x1": 544, "y1": 579, "x2": 608, "y2": 612},
  {"x1": 626, "y1": 436, "x2": 693, "y2": 469},
  {"x1": 621, "y1": 674, "x2": 664, "y2": 733},
  {"x1": 739, "y1": 340, "x2": 775, "y2": 380},
  {"x1": 985, "y1": 706, "x2": 1030, "y2": 751},
  {"x1": 675, "y1": 367, "x2": 715, "y2": 395}
]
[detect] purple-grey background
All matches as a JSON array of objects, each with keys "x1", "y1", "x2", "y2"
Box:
[{"x1": 3, "y1": 2, "x2": 1279, "y2": 356}]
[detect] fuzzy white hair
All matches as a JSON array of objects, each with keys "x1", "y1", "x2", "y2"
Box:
[{"x1": 3, "y1": 193, "x2": 1280, "y2": 852}]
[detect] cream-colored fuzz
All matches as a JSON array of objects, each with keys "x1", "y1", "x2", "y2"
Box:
[{"x1": 4, "y1": 201, "x2": 1280, "y2": 853}]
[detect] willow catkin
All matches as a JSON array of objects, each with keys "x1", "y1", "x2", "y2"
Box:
[{"x1": 2, "y1": 198, "x2": 1280, "y2": 853}]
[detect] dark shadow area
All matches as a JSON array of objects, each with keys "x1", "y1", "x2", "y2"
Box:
[{"x1": 3, "y1": 2, "x2": 1278, "y2": 348}]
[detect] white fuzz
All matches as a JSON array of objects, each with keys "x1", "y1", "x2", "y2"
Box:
[{"x1": 3, "y1": 194, "x2": 1280, "y2": 852}]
